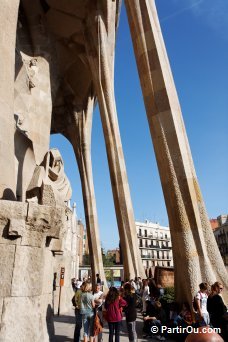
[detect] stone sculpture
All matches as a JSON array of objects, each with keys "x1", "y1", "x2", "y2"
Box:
[
  {"x1": 27, "y1": 148, "x2": 72, "y2": 206},
  {"x1": 0, "y1": 0, "x2": 227, "y2": 340}
]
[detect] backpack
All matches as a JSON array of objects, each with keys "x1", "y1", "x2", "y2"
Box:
[{"x1": 72, "y1": 294, "x2": 76, "y2": 307}]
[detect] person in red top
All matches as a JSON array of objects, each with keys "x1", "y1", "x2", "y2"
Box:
[{"x1": 105, "y1": 287, "x2": 127, "y2": 342}]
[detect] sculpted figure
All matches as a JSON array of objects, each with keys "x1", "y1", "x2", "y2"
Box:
[{"x1": 26, "y1": 148, "x2": 72, "y2": 206}]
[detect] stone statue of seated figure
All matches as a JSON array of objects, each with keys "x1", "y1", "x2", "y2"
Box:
[{"x1": 26, "y1": 148, "x2": 72, "y2": 206}]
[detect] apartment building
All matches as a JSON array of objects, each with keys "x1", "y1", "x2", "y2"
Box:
[
  {"x1": 214, "y1": 215, "x2": 228, "y2": 266},
  {"x1": 136, "y1": 220, "x2": 173, "y2": 269}
]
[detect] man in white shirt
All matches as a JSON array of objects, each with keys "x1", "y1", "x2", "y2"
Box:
[
  {"x1": 93, "y1": 284, "x2": 104, "y2": 342},
  {"x1": 195, "y1": 282, "x2": 210, "y2": 325},
  {"x1": 76, "y1": 278, "x2": 82, "y2": 290}
]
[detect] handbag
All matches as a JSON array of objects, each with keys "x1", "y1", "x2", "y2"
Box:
[{"x1": 93, "y1": 311, "x2": 103, "y2": 336}]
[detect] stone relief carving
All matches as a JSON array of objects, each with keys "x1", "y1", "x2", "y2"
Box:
[{"x1": 26, "y1": 148, "x2": 72, "y2": 206}]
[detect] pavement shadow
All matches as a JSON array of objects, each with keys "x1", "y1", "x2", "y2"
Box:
[
  {"x1": 54, "y1": 335, "x2": 73, "y2": 342},
  {"x1": 54, "y1": 314, "x2": 76, "y2": 325},
  {"x1": 46, "y1": 304, "x2": 55, "y2": 341}
]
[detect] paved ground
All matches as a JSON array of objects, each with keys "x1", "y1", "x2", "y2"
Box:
[{"x1": 53, "y1": 308, "x2": 175, "y2": 342}]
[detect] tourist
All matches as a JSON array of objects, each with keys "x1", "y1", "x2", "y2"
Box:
[
  {"x1": 93, "y1": 284, "x2": 104, "y2": 342},
  {"x1": 72, "y1": 278, "x2": 77, "y2": 292},
  {"x1": 135, "y1": 277, "x2": 142, "y2": 295},
  {"x1": 74, "y1": 282, "x2": 86, "y2": 342},
  {"x1": 143, "y1": 301, "x2": 166, "y2": 340},
  {"x1": 194, "y1": 282, "x2": 210, "y2": 326},
  {"x1": 149, "y1": 279, "x2": 159, "y2": 300},
  {"x1": 141, "y1": 279, "x2": 150, "y2": 312},
  {"x1": 130, "y1": 279, "x2": 137, "y2": 291},
  {"x1": 96, "y1": 273, "x2": 101, "y2": 284},
  {"x1": 76, "y1": 278, "x2": 83, "y2": 290},
  {"x1": 157, "y1": 284, "x2": 165, "y2": 298},
  {"x1": 123, "y1": 283, "x2": 137, "y2": 342},
  {"x1": 80, "y1": 282, "x2": 95, "y2": 342},
  {"x1": 207, "y1": 282, "x2": 228, "y2": 340},
  {"x1": 105, "y1": 287, "x2": 127, "y2": 342},
  {"x1": 175, "y1": 302, "x2": 193, "y2": 327}
]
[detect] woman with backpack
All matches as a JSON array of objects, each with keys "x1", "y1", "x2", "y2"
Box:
[{"x1": 105, "y1": 287, "x2": 127, "y2": 342}]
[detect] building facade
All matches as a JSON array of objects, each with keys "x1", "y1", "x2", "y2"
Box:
[
  {"x1": 214, "y1": 215, "x2": 228, "y2": 267},
  {"x1": 136, "y1": 220, "x2": 173, "y2": 270},
  {"x1": 107, "y1": 248, "x2": 121, "y2": 264}
]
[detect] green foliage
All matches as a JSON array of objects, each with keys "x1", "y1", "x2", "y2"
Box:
[
  {"x1": 102, "y1": 253, "x2": 116, "y2": 266},
  {"x1": 82, "y1": 250, "x2": 116, "y2": 267},
  {"x1": 162, "y1": 286, "x2": 175, "y2": 303}
]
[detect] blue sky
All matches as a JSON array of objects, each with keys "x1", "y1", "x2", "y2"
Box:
[{"x1": 51, "y1": 0, "x2": 228, "y2": 250}]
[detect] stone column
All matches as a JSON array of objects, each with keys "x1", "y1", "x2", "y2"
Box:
[
  {"x1": 85, "y1": 2, "x2": 145, "y2": 280},
  {"x1": 64, "y1": 94, "x2": 106, "y2": 288},
  {"x1": 125, "y1": 0, "x2": 228, "y2": 303},
  {"x1": 0, "y1": 0, "x2": 19, "y2": 200}
]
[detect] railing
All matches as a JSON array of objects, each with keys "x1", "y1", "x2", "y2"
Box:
[
  {"x1": 139, "y1": 245, "x2": 172, "y2": 250},
  {"x1": 137, "y1": 234, "x2": 170, "y2": 241},
  {"x1": 141, "y1": 255, "x2": 172, "y2": 260}
]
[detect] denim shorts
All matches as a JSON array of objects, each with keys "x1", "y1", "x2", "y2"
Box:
[{"x1": 82, "y1": 313, "x2": 94, "y2": 337}]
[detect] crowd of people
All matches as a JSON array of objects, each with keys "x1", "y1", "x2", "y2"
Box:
[{"x1": 71, "y1": 276, "x2": 227, "y2": 342}]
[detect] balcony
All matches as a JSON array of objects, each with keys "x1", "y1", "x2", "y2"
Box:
[
  {"x1": 148, "y1": 245, "x2": 172, "y2": 250},
  {"x1": 141, "y1": 254, "x2": 172, "y2": 261},
  {"x1": 137, "y1": 234, "x2": 170, "y2": 241}
]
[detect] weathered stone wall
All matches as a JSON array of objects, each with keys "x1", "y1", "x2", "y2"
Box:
[{"x1": 0, "y1": 200, "x2": 74, "y2": 341}]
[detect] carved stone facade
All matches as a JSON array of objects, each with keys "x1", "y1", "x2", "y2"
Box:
[{"x1": 0, "y1": 199, "x2": 76, "y2": 341}]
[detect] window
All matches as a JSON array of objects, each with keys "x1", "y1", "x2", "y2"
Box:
[
  {"x1": 145, "y1": 240, "x2": 148, "y2": 247},
  {"x1": 157, "y1": 251, "x2": 159, "y2": 259},
  {"x1": 139, "y1": 228, "x2": 142, "y2": 236},
  {"x1": 167, "y1": 261, "x2": 170, "y2": 267},
  {"x1": 139, "y1": 239, "x2": 142, "y2": 247},
  {"x1": 165, "y1": 234, "x2": 167, "y2": 239},
  {"x1": 145, "y1": 230, "x2": 147, "y2": 237}
]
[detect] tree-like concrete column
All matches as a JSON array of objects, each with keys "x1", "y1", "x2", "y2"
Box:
[
  {"x1": 85, "y1": 2, "x2": 145, "y2": 280},
  {"x1": 64, "y1": 94, "x2": 106, "y2": 287},
  {"x1": 125, "y1": 0, "x2": 228, "y2": 303},
  {"x1": 0, "y1": 1, "x2": 19, "y2": 200}
]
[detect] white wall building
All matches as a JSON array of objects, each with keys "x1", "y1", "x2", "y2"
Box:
[
  {"x1": 136, "y1": 220, "x2": 173, "y2": 269},
  {"x1": 214, "y1": 215, "x2": 228, "y2": 267}
]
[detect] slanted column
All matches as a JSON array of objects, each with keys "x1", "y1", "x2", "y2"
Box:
[
  {"x1": 125, "y1": 0, "x2": 228, "y2": 303},
  {"x1": 65, "y1": 94, "x2": 106, "y2": 288},
  {"x1": 85, "y1": 3, "x2": 145, "y2": 280},
  {"x1": 0, "y1": 1, "x2": 19, "y2": 199}
]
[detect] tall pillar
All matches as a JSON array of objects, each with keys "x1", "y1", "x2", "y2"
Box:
[
  {"x1": 85, "y1": 2, "x2": 145, "y2": 280},
  {"x1": 65, "y1": 94, "x2": 107, "y2": 288},
  {"x1": 125, "y1": 0, "x2": 228, "y2": 303},
  {"x1": 0, "y1": 1, "x2": 19, "y2": 200}
]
